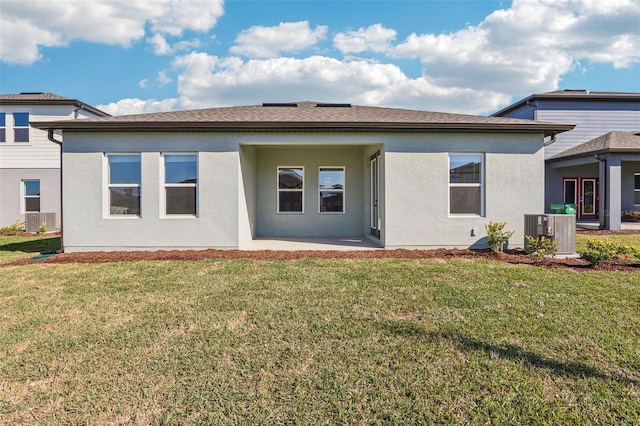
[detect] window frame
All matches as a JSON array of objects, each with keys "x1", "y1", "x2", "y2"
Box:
[
  {"x1": 318, "y1": 166, "x2": 346, "y2": 214},
  {"x1": 22, "y1": 179, "x2": 41, "y2": 213},
  {"x1": 161, "y1": 153, "x2": 199, "y2": 217},
  {"x1": 448, "y1": 153, "x2": 485, "y2": 217},
  {"x1": 635, "y1": 173, "x2": 640, "y2": 207},
  {"x1": 105, "y1": 153, "x2": 142, "y2": 218},
  {"x1": 13, "y1": 112, "x2": 29, "y2": 143},
  {"x1": 0, "y1": 112, "x2": 5, "y2": 142},
  {"x1": 277, "y1": 166, "x2": 305, "y2": 214}
]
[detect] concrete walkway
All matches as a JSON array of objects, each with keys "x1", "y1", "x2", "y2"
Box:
[
  {"x1": 577, "y1": 222, "x2": 640, "y2": 230},
  {"x1": 242, "y1": 236, "x2": 382, "y2": 251}
]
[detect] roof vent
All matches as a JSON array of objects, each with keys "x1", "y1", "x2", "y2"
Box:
[
  {"x1": 562, "y1": 89, "x2": 587, "y2": 93},
  {"x1": 316, "y1": 103, "x2": 352, "y2": 107},
  {"x1": 20, "y1": 92, "x2": 45, "y2": 95},
  {"x1": 262, "y1": 102, "x2": 298, "y2": 107}
]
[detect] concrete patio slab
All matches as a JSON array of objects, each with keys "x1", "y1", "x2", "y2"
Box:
[{"x1": 242, "y1": 236, "x2": 382, "y2": 251}]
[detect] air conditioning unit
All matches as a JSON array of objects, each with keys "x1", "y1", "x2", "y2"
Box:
[
  {"x1": 25, "y1": 212, "x2": 56, "y2": 232},
  {"x1": 524, "y1": 214, "x2": 576, "y2": 255}
]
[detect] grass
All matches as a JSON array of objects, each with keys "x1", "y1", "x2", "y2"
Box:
[
  {"x1": 1, "y1": 235, "x2": 639, "y2": 423},
  {"x1": 0, "y1": 235, "x2": 60, "y2": 264}
]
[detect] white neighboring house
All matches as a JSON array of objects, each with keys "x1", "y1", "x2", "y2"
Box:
[{"x1": 0, "y1": 93, "x2": 109, "y2": 231}]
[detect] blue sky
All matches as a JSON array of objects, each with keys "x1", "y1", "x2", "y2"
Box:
[{"x1": 1, "y1": 0, "x2": 638, "y2": 116}]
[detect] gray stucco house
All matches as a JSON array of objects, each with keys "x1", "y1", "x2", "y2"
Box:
[
  {"x1": 0, "y1": 93, "x2": 108, "y2": 230},
  {"x1": 33, "y1": 102, "x2": 572, "y2": 252},
  {"x1": 492, "y1": 90, "x2": 640, "y2": 229}
]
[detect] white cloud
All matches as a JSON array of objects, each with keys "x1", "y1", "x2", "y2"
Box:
[
  {"x1": 391, "y1": 0, "x2": 640, "y2": 94},
  {"x1": 333, "y1": 24, "x2": 397, "y2": 54},
  {"x1": 0, "y1": 0, "x2": 224, "y2": 64},
  {"x1": 96, "y1": 97, "x2": 181, "y2": 116},
  {"x1": 169, "y1": 52, "x2": 508, "y2": 114},
  {"x1": 147, "y1": 33, "x2": 202, "y2": 56},
  {"x1": 229, "y1": 21, "x2": 328, "y2": 58},
  {"x1": 157, "y1": 71, "x2": 173, "y2": 86},
  {"x1": 138, "y1": 79, "x2": 148, "y2": 88}
]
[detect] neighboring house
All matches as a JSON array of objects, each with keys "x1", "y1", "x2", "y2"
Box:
[
  {"x1": 33, "y1": 102, "x2": 572, "y2": 253},
  {"x1": 492, "y1": 90, "x2": 640, "y2": 229},
  {"x1": 0, "y1": 92, "x2": 109, "y2": 230}
]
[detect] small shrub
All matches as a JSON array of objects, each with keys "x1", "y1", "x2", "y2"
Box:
[
  {"x1": 485, "y1": 222, "x2": 515, "y2": 252},
  {"x1": 525, "y1": 235, "x2": 559, "y2": 262},
  {"x1": 36, "y1": 222, "x2": 47, "y2": 235},
  {"x1": 0, "y1": 219, "x2": 25, "y2": 235},
  {"x1": 580, "y1": 238, "x2": 639, "y2": 266}
]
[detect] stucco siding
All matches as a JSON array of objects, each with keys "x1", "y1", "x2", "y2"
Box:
[
  {"x1": 61, "y1": 132, "x2": 240, "y2": 252},
  {"x1": 0, "y1": 168, "x2": 60, "y2": 228},
  {"x1": 383, "y1": 133, "x2": 544, "y2": 249},
  {"x1": 621, "y1": 162, "x2": 640, "y2": 211},
  {"x1": 254, "y1": 146, "x2": 365, "y2": 237}
]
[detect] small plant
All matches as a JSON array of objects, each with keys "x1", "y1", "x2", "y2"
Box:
[
  {"x1": 0, "y1": 219, "x2": 25, "y2": 235},
  {"x1": 580, "y1": 239, "x2": 640, "y2": 266},
  {"x1": 36, "y1": 222, "x2": 47, "y2": 235},
  {"x1": 525, "y1": 235, "x2": 559, "y2": 262},
  {"x1": 485, "y1": 221, "x2": 515, "y2": 252}
]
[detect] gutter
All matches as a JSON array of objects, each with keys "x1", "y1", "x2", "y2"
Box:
[{"x1": 47, "y1": 130, "x2": 64, "y2": 253}]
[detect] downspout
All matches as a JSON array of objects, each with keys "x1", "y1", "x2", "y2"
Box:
[
  {"x1": 48, "y1": 129, "x2": 64, "y2": 252},
  {"x1": 544, "y1": 132, "x2": 557, "y2": 146},
  {"x1": 595, "y1": 153, "x2": 607, "y2": 230}
]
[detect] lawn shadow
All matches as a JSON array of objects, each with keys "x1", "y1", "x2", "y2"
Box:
[
  {"x1": 0, "y1": 236, "x2": 60, "y2": 254},
  {"x1": 379, "y1": 320, "x2": 638, "y2": 385}
]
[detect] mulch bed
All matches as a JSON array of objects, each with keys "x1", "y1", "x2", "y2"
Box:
[{"x1": 4, "y1": 229, "x2": 640, "y2": 272}]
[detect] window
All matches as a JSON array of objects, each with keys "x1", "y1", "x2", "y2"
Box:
[
  {"x1": 449, "y1": 154, "x2": 484, "y2": 215},
  {"x1": 0, "y1": 113, "x2": 5, "y2": 142},
  {"x1": 13, "y1": 112, "x2": 29, "y2": 142},
  {"x1": 164, "y1": 154, "x2": 198, "y2": 215},
  {"x1": 23, "y1": 180, "x2": 40, "y2": 212},
  {"x1": 278, "y1": 167, "x2": 304, "y2": 213},
  {"x1": 635, "y1": 173, "x2": 640, "y2": 205},
  {"x1": 319, "y1": 167, "x2": 345, "y2": 213},
  {"x1": 107, "y1": 154, "x2": 141, "y2": 216}
]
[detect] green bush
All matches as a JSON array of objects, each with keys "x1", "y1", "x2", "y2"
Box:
[
  {"x1": 485, "y1": 222, "x2": 515, "y2": 252},
  {"x1": 0, "y1": 219, "x2": 25, "y2": 235},
  {"x1": 525, "y1": 235, "x2": 559, "y2": 262},
  {"x1": 36, "y1": 222, "x2": 47, "y2": 235},
  {"x1": 580, "y1": 239, "x2": 640, "y2": 266}
]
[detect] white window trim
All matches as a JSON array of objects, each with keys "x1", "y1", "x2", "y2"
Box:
[
  {"x1": 0, "y1": 112, "x2": 6, "y2": 143},
  {"x1": 160, "y1": 152, "x2": 199, "y2": 218},
  {"x1": 318, "y1": 166, "x2": 346, "y2": 214},
  {"x1": 21, "y1": 179, "x2": 40, "y2": 213},
  {"x1": 277, "y1": 166, "x2": 304, "y2": 214},
  {"x1": 448, "y1": 153, "x2": 485, "y2": 217},
  {"x1": 13, "y1": 112, "x2": 30, "y2": 143},
  {"x1": 104, "y1": 153, "x2": 142, "y2": 219},
  {"x1": 635, "y1": 173, "x2": 640, "y2": 206}
]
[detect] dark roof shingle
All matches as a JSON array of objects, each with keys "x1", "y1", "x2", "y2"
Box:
[
  {"x1": 548, "y1": 131, "x2": 640, "y2": 161},
  {"x1": 32, "y1": 101, "x2": 573, "y2": 136}
]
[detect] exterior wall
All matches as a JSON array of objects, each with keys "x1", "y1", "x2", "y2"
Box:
[
  {"x1": 535, "y1": 101, "x2": 640, "y2": 159},
  {"x1": 254, "y1": 146, "x2": 365, "y2": 238},
  {"x1": 0, "y1": 168, "x2": 60, "y2": 228},
  {"x1": 0, "y1": 103, "x2": 104, "y2": 227},
  {"x1": 545, "y1": 162, "x2": 598, "y2": 212},
  {"x1": 61, "y1": 132, "x2": 240, "y2": 252},
  {"x1": 60, "y1": 130, "x2": 545, "y2": 251},
  {"x1": 622, "y1": 161, "x2": 640, "y2": 211},
  {"x1": 499, "y1": 105, "x2": 535, "y2": 120},
  {"x1": 383, "y1": 133, "x2": 544, "y2": 249}
]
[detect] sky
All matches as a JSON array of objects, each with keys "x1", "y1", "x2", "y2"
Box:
[{"x1": 0, "y1": 0, "x2": 639, "y2": 116}]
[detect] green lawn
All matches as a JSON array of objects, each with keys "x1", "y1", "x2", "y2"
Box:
[{"x1": 1, "y1": 236, "x2": 638, "y2": 423}]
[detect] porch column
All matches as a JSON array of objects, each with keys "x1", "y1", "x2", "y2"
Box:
[
  {"x1": 599, "y1": 159, "x2": 606, "y2": 229},
  {"x1": 605, "y1": 157, "x2": 622, "y2": 230}
]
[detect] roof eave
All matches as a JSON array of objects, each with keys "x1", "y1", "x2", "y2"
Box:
[
  {"x1": 1, "y1": 99, "x2": 110, "y2": 117},
  {"x1": 493, "y1": 93, "x2": 640, "y2": 117},
  {"x1": 32, "y1": 120, "x2": 575, "y2": 136}
]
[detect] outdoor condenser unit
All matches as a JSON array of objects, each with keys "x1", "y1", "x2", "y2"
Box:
[
  {"x1": 524, "y1": 214, "x2": 576, "y2": 255},
  {"x1": 25, "y1": 212, "x2": 56, "y2": 233}
]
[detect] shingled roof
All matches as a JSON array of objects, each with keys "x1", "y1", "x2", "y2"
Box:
[
  {"x1": 0, "y1": 92, "x2": 109, "y2": 116},
  {"x1": 548, "y1": 131, "x2": 640, "y2": 161},
  {"x1": 32, "y1": 101, "x2": 573, "y2": 136}
]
